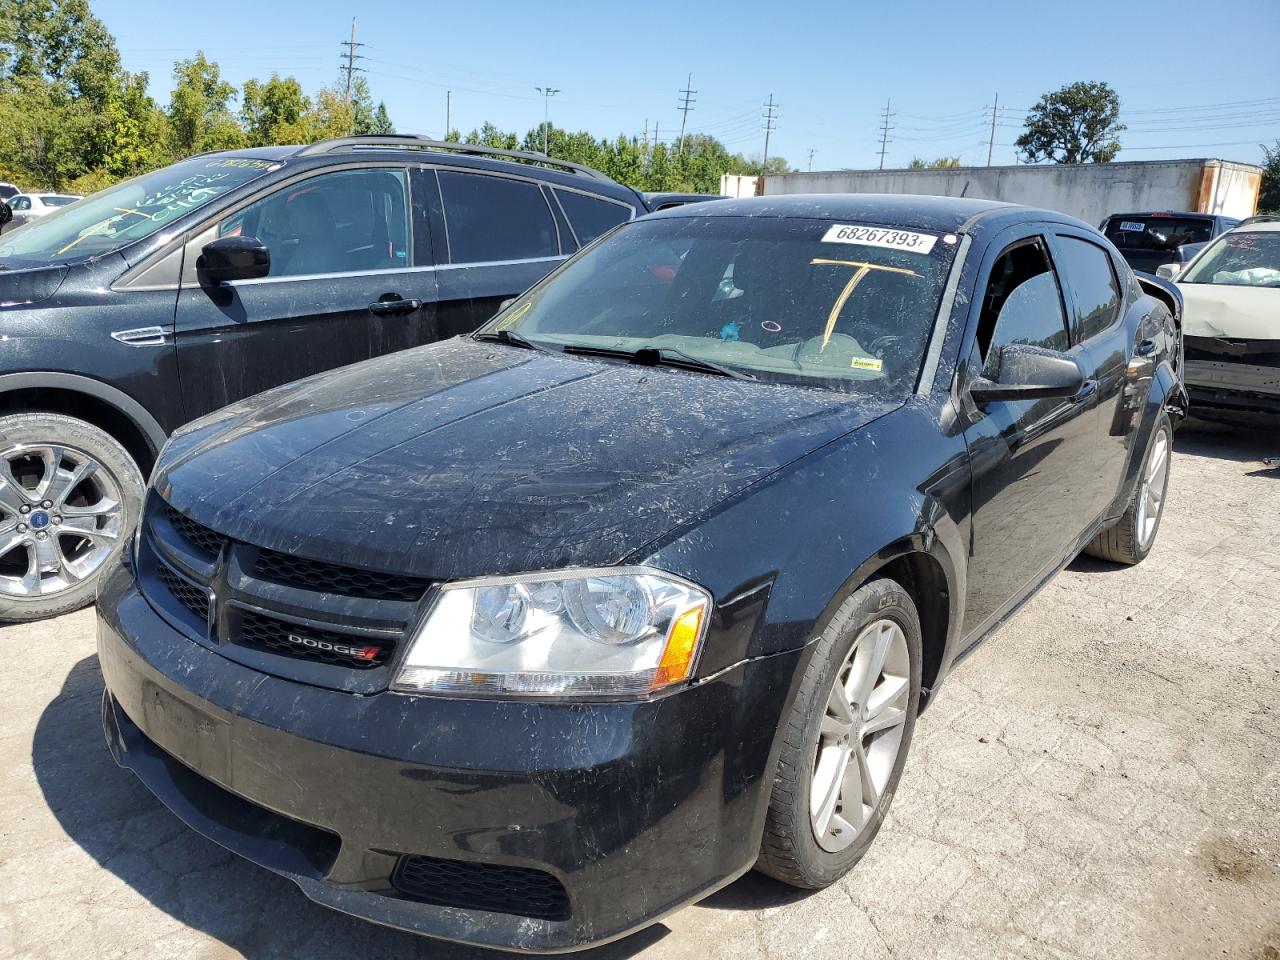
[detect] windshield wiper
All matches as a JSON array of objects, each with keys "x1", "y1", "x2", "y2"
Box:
[
  {"x1": 561, "y1": 344, "x2": 756, "y2": 381},
  {"x1": 473, "y1": 329, "x2": 557, "y2": 353}
]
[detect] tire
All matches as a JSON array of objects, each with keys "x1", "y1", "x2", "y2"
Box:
[
  {"x1": 1084, "y1": 412, "x2": 1172, "y2": 566},
  {"x1": 757, "y1": 577, "x2": 922, "y2": 889},
  {"x1": 0, "y1": 413, "x2": 145, "y2": 622}
]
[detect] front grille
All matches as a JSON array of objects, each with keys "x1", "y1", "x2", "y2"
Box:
[
  {"x1": 156, "y1": 562, "x2": 210, "y2": 622},
  {"x1": 391, "y1": 855, "x2": 570, "y2": 921},
  {"x1": 254, "y1": 549, "x2": 431, "y2": 602},
  {"x1": 163, "y1": 506, "x2": 227, "y2": 558},
  {"x1": 235, "y1": 610, "x2": 392, "y2": 668}
]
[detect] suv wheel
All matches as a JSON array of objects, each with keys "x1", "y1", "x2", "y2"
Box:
[
  {"x1": 0, "y1": 413, "x2": 144, "y2": 622},
  {"x1": 757, "y1": 577, "x2": 922, "y2": 888}
]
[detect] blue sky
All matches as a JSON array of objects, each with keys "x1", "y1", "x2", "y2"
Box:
[{"x1": 95, "y1": 0, "x2": 1280, "y2": 170}]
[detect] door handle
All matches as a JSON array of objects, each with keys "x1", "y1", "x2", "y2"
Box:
[
  {"x1": 368, "y1": 297, "x2": 422, "y2": 317},
  {"x1": 1070, "y1": 379, "x2": 1099, "y2": 404}
]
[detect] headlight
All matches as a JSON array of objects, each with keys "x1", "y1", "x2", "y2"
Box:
[{"x1": 392, "y1": 567, "x2": 711, "y2": 699}]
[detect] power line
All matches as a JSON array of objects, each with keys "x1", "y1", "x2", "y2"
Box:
[
  {"x1": 807, "y1": 148, "x2": 817, "y2": 172},
  {"x1": 339, "y1": 18, "x2": 365, "y2": 104},
  {"x1": 987, "y1": 93, "x2": 998, "y2": 166},
  {"x1": 761, "y1": 94, "x2": 778, "y2": 182},
  {"x1": 677, "y1": 72, "x2": 697, "y2": 154},
  {"x1": 877, "y1": 99, "x2": 894, "y2": 170}
]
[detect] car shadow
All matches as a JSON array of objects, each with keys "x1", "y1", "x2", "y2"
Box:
[
  {"x1": 1174, "y1": 415, "x2": 1280, "y2": 467},
  {"x1": 33, "y1": 655, "x2": 671, "y2": 960}
]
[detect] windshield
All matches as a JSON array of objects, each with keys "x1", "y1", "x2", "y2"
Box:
[
  {"x1": 1181, "y1": 231, "x2": 1280, "y2": 287},
  {"x1": 1103, "y1": 216, "x2": 1214, "y2": 251},
  {"x1": 484, "y1": 216, "x2": 959, "y2": 395},
  {"x1": 0, "y1": 156, "x2": 278, "y2": 266}
]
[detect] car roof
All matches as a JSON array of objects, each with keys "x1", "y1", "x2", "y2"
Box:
[
  {"x1": 644, "y1": 193, "x2": 1073, "y2": 234},
  {"x1": 1105, "y1": 211, "x2": 1217, "y2": 220},
  {"x1": 1227, "y1": 219, "x2": 1280, "y2": 233}
]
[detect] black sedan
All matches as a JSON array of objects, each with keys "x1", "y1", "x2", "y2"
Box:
[{"x1": 97, "y1": 195, "x2": 1185, "y2": 952}]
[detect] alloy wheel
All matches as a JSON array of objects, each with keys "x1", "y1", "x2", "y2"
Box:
[
  {"x1": 0, "y1": 443, "x2": 124, "y2": 599},
  {"x1": 810, "y1": 618, "x2": 911, "y2": 853},
  {"x1": 1136, "y1": 429, "x2": 1169, "y2": 550}
]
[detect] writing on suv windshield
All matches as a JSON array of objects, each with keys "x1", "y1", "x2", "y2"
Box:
[
  {"x1": 0, "y1": 157, "x2": 277, "y2": 266},
  {"x1": 483, "y1": 216, "x2": 959, "y2": 396},
  {"x1": 1181, "y1": 231, "x2": 1280, "y2": 287}
]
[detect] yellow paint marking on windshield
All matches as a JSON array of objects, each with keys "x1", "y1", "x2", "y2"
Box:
[
  {"x1": 55, "y1": 208, "x2": 153, "y2": 256},
  {"x1": 496, "y1": 301, "x2": 533, "y2": 330},
  {"x1": 810, "y1": 259, "x2": 918, "y2": 352}
]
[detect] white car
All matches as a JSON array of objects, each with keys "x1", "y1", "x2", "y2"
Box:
[
  {"x1": 1163, "y1": 218, "x2": 1280, "y2": 420},
  {"x1": 3, "y1": 192, "x2": 82, "y2": 231}
]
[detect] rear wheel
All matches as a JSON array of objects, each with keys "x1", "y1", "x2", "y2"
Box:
[
  {"x1": 0, "y1": 413, "x2": 144, "y2": 622},
  {"x1": 1085, "y1": 413, "x2": 1172, "y2": 566},
  {"x1": 757, "y1": 578, "x2": 922, "y2": 888}
]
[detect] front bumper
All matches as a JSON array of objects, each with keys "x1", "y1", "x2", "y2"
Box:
[
  {"x1": 1185, "y1": 337, "x2": 1280, "y2": 416},
  {"x1": 96, "y1": 559, "x2": 800, "y2": 952}
]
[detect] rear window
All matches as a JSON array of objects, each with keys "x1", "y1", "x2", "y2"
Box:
[
  {"x1": 43, "y1": 196, "x2": 79, "y2": 207},
  {"x1": 554, "y1": 189, "x2": 632, "y2": 245},
  {"x1": 1103, "y1": 216, "x2": 1213, "y2": 251},
  {"x1": 438, "y1": 171, "x2": 558, "y2": 264}
]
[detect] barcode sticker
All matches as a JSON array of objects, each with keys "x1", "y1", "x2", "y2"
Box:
[{"x1": 822, "y1": 224, "x2": 938, "y2": 254}]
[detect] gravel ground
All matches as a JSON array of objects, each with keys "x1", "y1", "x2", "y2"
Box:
[{"x1": 1, "y1": 417, "x2": 1277, "y2": 960}]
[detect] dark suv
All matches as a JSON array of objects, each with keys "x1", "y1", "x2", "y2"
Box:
[
  {"x1": 1100, "y1": 211, "x2": 1239, "y2": 275},
  {"x1": 0, "y1": 136, "x2": 678, "y2": 621}
]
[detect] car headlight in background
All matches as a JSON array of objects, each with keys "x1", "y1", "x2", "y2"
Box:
[{"x1": 393, "y1": 567, "x2": 711, "y2": 699}]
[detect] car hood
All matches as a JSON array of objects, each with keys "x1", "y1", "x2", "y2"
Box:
[
  {"x1": 1178, "y1": 283, "x2": 1279, "y2": 339},
  {"x1": 0, "y1": 263, "x2": 68, "y2": 307},
  {"x1": 157, "y1": 338, "x2": 896, "y2": 579}
]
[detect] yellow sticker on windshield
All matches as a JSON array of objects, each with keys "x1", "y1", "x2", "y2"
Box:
[{"x1": 851, "y1": 356, "x2": 883, "y2": 371}]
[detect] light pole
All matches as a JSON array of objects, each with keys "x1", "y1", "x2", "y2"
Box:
[{"x1": 534, "y1": 86, "x2": 560, "y2": 154}]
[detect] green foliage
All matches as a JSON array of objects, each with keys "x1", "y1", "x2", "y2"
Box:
[
  {"x1": 167, "y1": 52, "x2": 241, "y2": 155},
  {"x1": 909, "y1": 156, "x2": 960, "y2": 169},
  {"x1": 241, "y1": 74, "x2": 309, "y2": 145},
  {"x1": 1259, "y1": 141, "x2": 1280, "y2": 214},
  {"x1": 1016, "y1": 81, "x2": 1124, "y2": 164}
]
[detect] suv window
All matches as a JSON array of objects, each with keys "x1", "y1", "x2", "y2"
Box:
[
  {"x1": 978, "y1": 240, "x2": 1069, "y2": 377},
  {"x1": 554, "y1": 189, "x2": 631, "y2": 245},
  {"x1": 439, "y1": 171, "x2": 557, "y2": 263},
  {"x1": 219, "y1": 167, "x2": 410, "y2": 278},
  {"x1": 1056, "y1": 236, "x2": 1120, "y2": 340}
]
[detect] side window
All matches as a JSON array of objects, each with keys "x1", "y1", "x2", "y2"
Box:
[
  {"x1": 977, "y1": 239, "x2": 1070, "y2": 378},
  {"x1": 219, "y1": 168, "x2": 409, "y2": 278},
  {"x1": 1056, "y1": 236, "x2": 1120, "y2": 341},
  {"x1": 11, "y1": 197, "x2": 30, "y2": 211},
  {"x1": 438, "y1": 171, "x2": 557, "y2": 263},
  {"x1": 554, "y1": 189, "x2": 631, "y2": 245}
]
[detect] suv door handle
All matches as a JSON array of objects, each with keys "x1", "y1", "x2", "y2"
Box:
[
  {"x1": 368, "y1": 297, "x2": 422, "y2": 316},
  {"x1": 1070, "y1": 379, "x2": 1099, "y2": 404}
]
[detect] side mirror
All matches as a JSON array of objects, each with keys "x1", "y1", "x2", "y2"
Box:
[
  {"x1": 970, "y1": 345, "x2": 1085, "y2": 403},
  {"x1": 1155, "y1": 263, "x2": 1182, "y2": 280},
  {"x1": 498, "y1": 297, "x2": 516, "y2": 312},
  {"x1": 198, "y1": 236, "x2": 270, "y2": 285}
]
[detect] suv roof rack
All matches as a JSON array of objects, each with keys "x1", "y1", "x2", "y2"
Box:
[{"x1": 294, "y1": 135, "x2": 615, "y2": 182}]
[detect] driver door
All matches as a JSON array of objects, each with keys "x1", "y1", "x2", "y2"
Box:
[
  {"x1": 174, "y1": 165, "x2": 437, "y2": 420},
  {"x1": 960, "y1": 232, "x2": 1101, "y2": 638}
]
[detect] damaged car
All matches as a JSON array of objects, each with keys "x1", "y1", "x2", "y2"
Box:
[
  {"x1": 1170, "y1": 219, "x2": 1280, "y2": 420},
  {"x1": 97, "y1": 195, "x2": 1184, "y2": 952}
]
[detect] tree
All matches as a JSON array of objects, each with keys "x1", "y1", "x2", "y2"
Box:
[
  {"x1": 1016, "y1": 81, "x2": 1124, "y2": 164},
  {"x1": 241, "y1": 74, "x2": 309, "y2": 145},
  {"x1": 909, "y1": 156, "x2": 960, "y2": 169},
  {"x1": 0, "y1": 0, "x2": 120, "y2": 106},
  {"x1": 168, "y1": 52, "x2": 242, "y2": 155},
  {"x1": 349, "y1": 77, "x2": 394, "y2": 135},
  {"x1": 102, "y1": 70, "x2": 172, "y2": 178},
  {"x1": 1258, "y1": 141, "x2": 1280, "y2": 214}
]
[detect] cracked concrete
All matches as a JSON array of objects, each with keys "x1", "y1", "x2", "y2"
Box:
[{"x1": 1, "y1": 417, "x2": 1277, "y2": 960}]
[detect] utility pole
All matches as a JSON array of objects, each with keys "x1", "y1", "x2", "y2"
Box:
[
  {"x1": 986, "y1": 92, "x2": 999, "y2": 166},
  {"x1": 677, "y1": 72, "x2": 697, "y2": 154},
  {"x1": 760, "y1": 94, "x2": 778, "y2": 195},
  {"x1": 877, "y1": 99, "x2": 894, "y2": 170},
  {"x1": 534, "y1": 86, "x2": 560, "y2": 155},
  {"x1": 340, "y1": 18, "x2": 364, "y2": 103},
  {"x1": 807, "y1": 148, "x2": 816, "y2": 172},
  {"x1": 446, "y1": 91, "x2": 452, "y2": 139}
]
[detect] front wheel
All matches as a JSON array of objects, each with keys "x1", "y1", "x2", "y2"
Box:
[
  {"x1": 757, "y1": 577, "x2": 922, "y2": 889},
  {"x1": 1084, "y1": 412, "x2": 1172, "y2": 566},
  {"x1": 0, "y1": 413, "x2": 145, "y2": 622}
]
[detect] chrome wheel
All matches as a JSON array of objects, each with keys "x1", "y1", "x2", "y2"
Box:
[
  {"x1": 1136, "y1": 428, "x2": 1169, "y2": 550},
  {"x1": 810, "y1": 618, "x2": 911, "y2": 853},
  {"x1": 0, "y1": 444, "x2": 124, "y2": 599}
]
